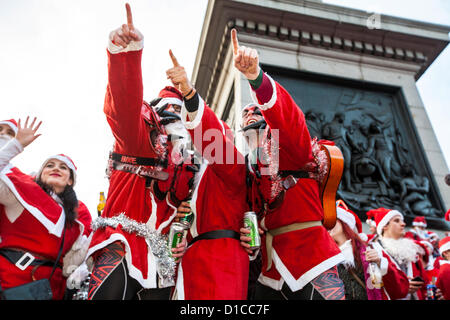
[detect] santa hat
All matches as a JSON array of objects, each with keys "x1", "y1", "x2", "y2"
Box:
[
  {"x1": 365, "y1": 209, "x2": 378, "y2": 228},
  {"x1": 36, "y1": 154, "x2": 78, "y2": 186},
  {"x1": 153, "y1": 86, "x2": 183, "y2": 111},
  {"x1": 371, "y1": 207, "x2": 403, "y2": 236},
  {"x1": 413, "y1": 216, "x2": 427, "y2": 228},
  {"x1": 439, "y1": 236, "x2": 450, "y2": 256},
  {"x1": 0, "y1": 119, "x2": 18, "y2": 135},
  {"x1": 336, "y1": 200, "x2": 367, "y2": 241},
  {"x1": 445, "y1": 209, "x2": 450, "y2": 222}
]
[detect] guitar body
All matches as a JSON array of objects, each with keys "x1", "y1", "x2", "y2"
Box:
[{"x1": 318, "y1": 144, "x2": 344, "y2": 230}]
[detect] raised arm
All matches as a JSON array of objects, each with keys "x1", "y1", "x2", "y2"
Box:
[
  {"x1": 231, "y1": 29, "x2": 313, "y2": 169},
  {"x1": 103, "y1": 3, "x2": 148, "y2": 154}
]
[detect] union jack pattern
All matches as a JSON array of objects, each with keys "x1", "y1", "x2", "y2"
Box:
[
  {"x1": 311, "y1": 266, "x2": 346, "y2": 300},
  {"x1": 87, "y1": 243, "x2": 125, "y2": 300}
]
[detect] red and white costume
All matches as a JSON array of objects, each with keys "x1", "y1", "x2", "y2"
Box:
[
  {"x1": 244, "y1": 73, "x2": 344, "y2": 292},
  {"x1": 0, "y1": 139, "x2": 92, "y2": 299},
  {"x1": 370, "y1": 208, "x2": 428, "y2": 299},
  {"x1": 437, "y1": 237, "x2": 450, "y2": 300},
  {"x1": 86, "y1": 39, "x2": 191, "y2": 289},
  {"x1": 336, "y1": 203, "x2": 410, "y2": 300},
  {"x1": 175, "y1": 97, "x2": 250, "y2": 300}
]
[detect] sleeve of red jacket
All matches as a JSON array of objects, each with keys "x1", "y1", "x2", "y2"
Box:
[
  {"x1": 103, "y1": 49, "x2": 148, "y2": 155},
  {"x1": 249, "y1": 73, "x2": 314, "y2": 170},
  {"x1": 381, "y1": 252, "x2": 410, "y2": 300},
  {"x1": 181, "y1": 95, "x2": 246, "y2": 189}
]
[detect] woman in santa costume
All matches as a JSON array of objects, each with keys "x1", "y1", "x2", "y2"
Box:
[
  {"x1": 436, "y1": 236, "x2": 450, "y2": 299},
  {"x1": 86, "y1": 4, "x2": 192, "y2": 300},
  {"x1": 0, "y1": 118, "x2": 92, "y2": 300},
  {"x1": 166, "y1": 47, "x2": 250, "y2": 299},
  {"x1": 369, "y1": 207, "x2": 429, "y2": 299},
  {"x1": 329, "y1": 201, "x2": 409, "y2": 300}
]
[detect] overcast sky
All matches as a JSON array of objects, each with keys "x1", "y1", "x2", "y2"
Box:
[{"x1": 0, "y1": 0, "x2": 448, "y2": 218}]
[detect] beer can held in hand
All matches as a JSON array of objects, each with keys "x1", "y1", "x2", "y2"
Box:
[
  {"x1": 243, "y1": 211, "x2": 261, "y2": 250},
  {"x1": 179, "y1": 200, "x2": 194, "y2": 228},
  {"x1": 168, "y1": 222, "x2": 187, "y2": 259}
]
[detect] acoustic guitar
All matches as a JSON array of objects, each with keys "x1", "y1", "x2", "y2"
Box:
[{"x1": 318, "y1": 143, "x2": 344, "y2": 230}]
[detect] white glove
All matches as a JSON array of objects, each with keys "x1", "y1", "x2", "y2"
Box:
[{"x1": 66, "y1": 262, "x2": 90, "y2": 290}]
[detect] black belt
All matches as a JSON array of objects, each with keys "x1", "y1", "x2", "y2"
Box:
[
  {"x1": 0, "y1": 248, "x2": 62, "y2": 270},
  {"x1": 189, "y1": 230, "x2": 241, "y2": 247}
]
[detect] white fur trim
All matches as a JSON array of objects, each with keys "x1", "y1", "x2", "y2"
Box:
[
  {"x1": 376, "y1": 210, "x2": 403, "y2": 235},
  {"x1": 187, "y1": 159, "x2": 208, "y2": 240},
  {"x1": 0, "y1": 164, "x2": 66, "y2": 237},
  {"x1": 440, "y1": 242, "x2": 450, "y2": 256},
  {"x1": 175, "y1": 262, "x2": 185, "y2": 300},
  {"x1": 336, "y1": 207, "x2": 356, "y2": 232},
  {"x1": 263, "y1": 248, "x2": 345, "y2": 292},
  {"x1": 181, "y1": 96, "x2": 205, "y2": 130},
  {"x1": 107, "y1": 30, "x2": 144, "y2": 54},
  {"x1": 86, "y1": 233, "x2": 158, "y2": 289},
  {"x1": 155, "y1": 97, "x2": 183, "y2": 110},
  {"x1": 249, "y1": 73, "x2": 278, "y2": 111},
  {"x1": 412, "y1": 221, "x2": 427, "y2": 227}
]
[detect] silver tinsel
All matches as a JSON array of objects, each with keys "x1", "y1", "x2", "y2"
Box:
[{"x1": 92, "y1": 213, "x2": 176, "y2": 285}]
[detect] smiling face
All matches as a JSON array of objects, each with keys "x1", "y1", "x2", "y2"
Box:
[
  {"x1": 242, "y1": 105, "x2": 263, "y2": 129},
  {"x1": 39, "y1": 159, "x2": 73, "y2": 194}
]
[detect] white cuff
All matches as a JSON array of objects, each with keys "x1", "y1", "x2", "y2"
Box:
[
  {"x1": 107, "y1": 30, "x2": 144, "y2": 54},
  {"x1": 249, "y1": 73, "x2": 278, "y2": 111},
  {"x1": 379, "y1": 256, "x2": 388, "y2": 276},
  {"x1": 181, "y1": 96, "x2": 205, "y2": 130}
]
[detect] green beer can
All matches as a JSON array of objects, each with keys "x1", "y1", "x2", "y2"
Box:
[{"x1": 243, "y1": 211, "x2": 261, "y2": 250}]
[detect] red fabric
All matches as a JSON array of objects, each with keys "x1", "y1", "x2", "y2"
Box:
[
  {"x1": 0, "y1": 168, "x2": 92, "y2": 300},
  {"x1": 437, "y1": 262, "x2": 450, "y2": 300},
  {"x1": 88, "y1": 49, "x2": 189, "y2": 287},
  {"x1": 252, "y1": 77, "x2": 342, "y2": 289},
  {"x1": 180, "y1": 104, "x2": 249, "y2": 299},
  {"x1": 380, "y1": 252, "x2": 410, "y2": 300}
]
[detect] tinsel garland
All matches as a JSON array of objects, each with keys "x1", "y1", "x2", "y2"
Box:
[{"x1": 91, "y1": 213, "x2": 176, "y2": 285}]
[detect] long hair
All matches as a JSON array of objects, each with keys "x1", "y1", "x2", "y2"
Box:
[
  {"x1": 35, "y1": 171, "x2": 78, "y2": 226},
  {"x1": 339, "y1": 219, "x2": 367, "y2": 270}
]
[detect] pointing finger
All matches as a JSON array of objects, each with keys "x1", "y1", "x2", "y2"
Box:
[
  {"x1": 169, "y1": 49, "x2": 180, "y2": 67},
  {"x1": 125, "y1": 3, "x2": 134, "y2": 30},
  {"x1": 231, "y1": 28, "x2": 239, "y2": 55}
]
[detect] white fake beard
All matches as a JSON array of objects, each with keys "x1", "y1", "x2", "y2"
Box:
[
  {"x1": 165, "y1": 121, "x2": 192, "y2": 164},
  {"x1": 339, "y1": 240, "x2": 356, "y2": 269},
  {"x1": 0, "y1": 135, "x2": 12, "y2": 149},
  {"x1": 381, "y1": 237, "x2": 420, "y2": 266}
]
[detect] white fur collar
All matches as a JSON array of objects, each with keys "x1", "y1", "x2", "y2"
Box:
[{"x1": 339, "y1": 240, "x2": 355, "y2": 269}]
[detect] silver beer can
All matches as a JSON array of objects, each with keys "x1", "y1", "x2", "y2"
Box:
[{"x1": 243, "y1": 211, "x2": 261, "y2": 250}]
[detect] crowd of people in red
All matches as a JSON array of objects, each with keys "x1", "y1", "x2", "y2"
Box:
[{"x1": 1, "y1": 3, "x2": 449, "y2": 301}]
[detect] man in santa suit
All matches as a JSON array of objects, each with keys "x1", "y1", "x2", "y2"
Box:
[
  {"x1": 166, "y1": 46, "x2": 250, "y2": 299},
  {"x1": 436, "y1": 236, "x2": 450, "y2": 299},
  {"x1": 228, "y1": 29, "x2": 345, "y2": 300},
  {"x1": 86, "y1": 4, "x2": 193, "y2": 300},
  {"x1": 369, "y1": 208, "x2": 429, "y2": 299},
  {"x1": 405, "y1": 216, "x2": 430, "y2": 241}
]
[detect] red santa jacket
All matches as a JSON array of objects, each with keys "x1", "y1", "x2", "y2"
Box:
[
  {"x1": 0, "y1": 166, "x2": 92, "y2": 299},
  {"x1": 248, "y1": 73, "x2": 343, "y2": 292},
  {"x1": 87, "y1": 49, "x2": 191, "y2": 289},
  {"x1": 437, "y1": 261, "x2": 450, "y2": 300},
  {"x1": 176, "y1": 98, "x2": 249, "y2": 300}
]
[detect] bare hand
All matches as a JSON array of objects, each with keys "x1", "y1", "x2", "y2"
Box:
[
  {"x1": 239, "y1": 227, "x2": 264, "y2": 255},
  {"x1": 175, "y1": 201, "x2": 191, "y2": 220},
  {"x1": 171, "y1": 237, "x2": 187, "y2": 261},
  {"x1": 166, "y1": 50, "x2": 193, "y2": 96},
  {"x1": 231, "y1": 29, "x2": 260, "y2": 80},
  {"x1": 408, "y1": 278, "x2": 424, "y2": 294},
  {"x1": 16, "y1": 117, "x2": 42, "y2": 148},
  {"x1": 364, "y1": 248, "x2": 381, "y2": 265},
  {"x1": 110, "y1": 3, "x2": 143, "y2": 48}
]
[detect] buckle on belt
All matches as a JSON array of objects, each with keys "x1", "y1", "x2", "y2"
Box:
[{"x1": 15, "y1": 252, "x2": 35, "y2": 270}]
